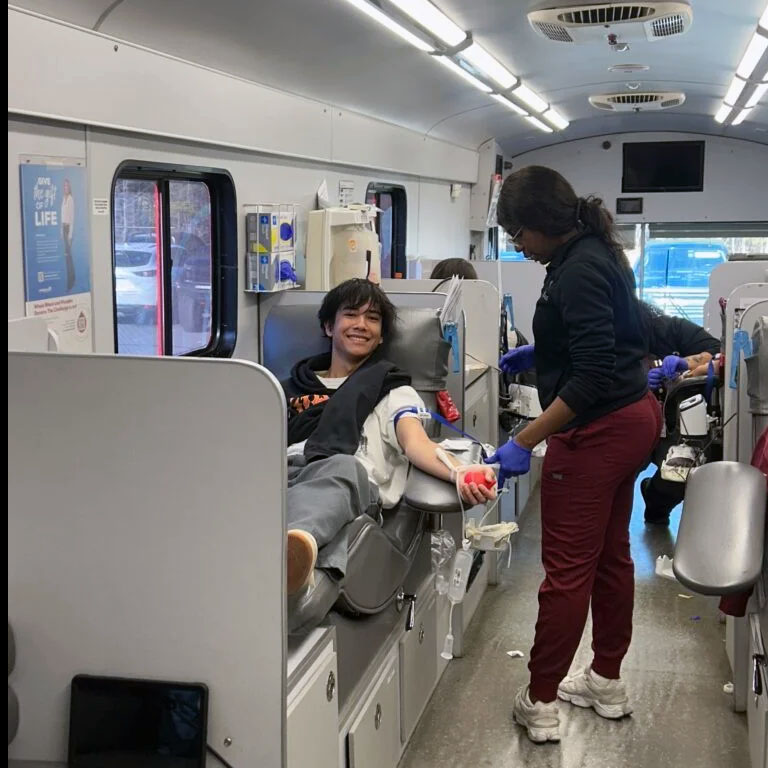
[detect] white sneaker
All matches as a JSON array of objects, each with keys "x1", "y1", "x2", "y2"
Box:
[
  {"x1": 557, "y1": 666, "x2": 633, "y2": 719},
  {"x1": 512, "y1": 685, "x2": 560, "y2": 743}
]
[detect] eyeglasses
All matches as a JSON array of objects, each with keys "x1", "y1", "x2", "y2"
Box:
[{"x1": 510, "y1": 226, "x2": 524, "y2": 245}]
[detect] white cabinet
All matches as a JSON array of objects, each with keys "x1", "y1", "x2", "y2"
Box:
[
  {"x1": 399, "y1": 595, "x2": 438, "y2": 744},
  {"x1": 287, "y1": 644, "x2": 339, "y2": 768},
  {"x1": 464, "y1": 373, "x2": 492, "y2": 446},
  {"x1": 348, "y1": 653, "x2": 401, "y2": 768}
]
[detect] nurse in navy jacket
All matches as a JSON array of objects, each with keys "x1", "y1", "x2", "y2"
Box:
[{"x1": 486, "y1": 165, "x2": 661, "y2": 743}]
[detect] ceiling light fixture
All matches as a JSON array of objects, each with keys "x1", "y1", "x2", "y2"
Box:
[
  {"x1": 461, "y1": 43, "x2": 518, "y2": 89},
  {"x1": 714, "y1": 104, "x2": 732, "y2": 124},
  {"x1": 340, "y1": 0, "x2": 434, "y2": 51},
  {"x1": 746, "y1": 81, "x2": 768, "y2": 108},
  {"x1": 387, "y1": 0, "x2": 466, "y2": 46},
  {"x1": 736, "y1": 33, "x2": 768, "y2": 79},
  {"x1": 526, "y1": 115, "x2": 553, "y2": 133},
  {"x1": 732, "y1": 107, "x2": 753, "y2": 126},
  {"x1": 713, "y1": 3, "x2": 768, "y2": 126},
  {"x1": 724, "y1": 76, "x2": 747, "y2": 105},
  {"x1": 338, "y1": 0, "x2": 569, "y2": 131},
  {"x1": 511, "y1": 83, "x2": 549, "y2": 113},
  {"x1": 436, "y1": 56, "x2": 493, "y2": 93},
  {"x1": 492, "y1": 94, "x2": 528, "y2": 116},
  {"x1": 542, "y1": 107, "x2": 569, "y2": 130}
]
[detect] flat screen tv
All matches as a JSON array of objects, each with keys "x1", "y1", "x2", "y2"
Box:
[{"x1": 622, "y1": 141, "x2": 705, "y2": 193}]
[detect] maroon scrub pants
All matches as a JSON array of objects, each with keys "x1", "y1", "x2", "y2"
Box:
[{"x1": 529, "y1": 392, "x2": 661, "y2": 703}]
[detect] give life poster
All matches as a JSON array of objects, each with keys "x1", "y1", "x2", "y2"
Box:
[{"x1": 20, "y1": 160, "x2": 93, "y2": 352}]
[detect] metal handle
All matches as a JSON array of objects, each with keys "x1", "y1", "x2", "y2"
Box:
[
  {"x1": 326, "y1": 670, "x2": 336, "y2": 702},
  {"x1": 418, "y1": 624, "x2": 425, "y2": 645},
  {"x1": 753, "y1": 654, "x2": 764, "y2": 696},
  {"x1": 374, "y1": 703, "x2": 382, "y2": 730},
  {"x1": 404, "y1": 593, "x2": 417, "y2": 632}
]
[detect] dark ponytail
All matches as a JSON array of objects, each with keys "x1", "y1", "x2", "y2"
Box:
[
  {"x1": 575, "y1": 194, "x2": 629, "y2": 269},
  {"x1": 498, "y1": 165, "x2": 629, "y2": 269}
]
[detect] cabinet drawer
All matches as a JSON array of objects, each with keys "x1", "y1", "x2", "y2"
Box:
[
  {"x1": 348, "y1": 654, "x2": 400, "y2": 768},
  {"x1": 399, "y1": 596, "x2": 438, "y2": 744},
  {"x1": 287, "y1": 651, "x2": 339, "y2": 768}
]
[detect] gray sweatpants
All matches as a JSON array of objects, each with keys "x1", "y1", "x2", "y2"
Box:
[{"x1": 287, "y1": 454, "x2": 381, "y2": 577}]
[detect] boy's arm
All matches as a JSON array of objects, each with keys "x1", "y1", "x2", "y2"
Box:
[{"x1": 395, "y1": 417, "x2": 495, "y2": 506}]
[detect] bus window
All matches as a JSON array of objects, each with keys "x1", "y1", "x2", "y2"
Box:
[
  {"x1": 365, "y1": 183, "x2": 407, "y2": 278},
  {"x1": 111, "y1": 163, "x2": 237, "y2": 357}
]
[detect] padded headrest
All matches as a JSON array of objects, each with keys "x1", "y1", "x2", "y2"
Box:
[{"x1": 263, "y1": 303, "x2": 450, "y2": 391}]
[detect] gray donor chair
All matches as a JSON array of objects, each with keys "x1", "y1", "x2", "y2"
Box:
[{"x1": 263, "y1": 297, "x2": 467, "y2": 634}]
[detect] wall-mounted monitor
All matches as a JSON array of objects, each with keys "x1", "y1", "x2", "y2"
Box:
[{"x1": 622, "y1": 141, "x2": 705, "y2": 193}]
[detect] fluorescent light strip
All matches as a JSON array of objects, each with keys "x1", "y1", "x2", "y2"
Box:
[
  {"x1": 746, "y1": 81, "x2": 768, "y2": 108},
  {"x1": 388, "y1": 0, "x2": 466, "y2": 46},
  {"x1": 732, "y1": 107, "x2": 753, "y2": 125},
  {"x1": 492, "y1": 94, "x2": 528, "y2": 116},
  {"x1": 724, "y1": 76, "x2": 747, "y2": 105},
  {"x1": 714, "y1": 103, "x2": 732, "y2": 123},
  {"x1": 436, "y1": 56, "x2": 493, "y2": 93},
  {"x1": 512, "y1": 83, "x2": 549, "y2": 113},
  {"x1": 461, "y1": 43, "x2": 518, "y2": 90},
  {"x1": 736, "y1": 32, "x2": 768, "y2": 79},
  {"x1": 340, "y1": 0, "x2": 434, "y2": 52},
  {"x1": 542, "y1": 107, "x2": 569, "y2": 130},
  {"x1": 526, "y1": 115, "x2": 553, "y2": 133}
]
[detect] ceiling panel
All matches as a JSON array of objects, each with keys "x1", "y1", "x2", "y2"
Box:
[
  {"x1": 8, "y1": 0, "x2": 768, "y2": 154},
  {"x1": 96, "y1": 0, "x2": 490, "y2": 137},
  {"x1": 9, "y1": 0, "x2": 116, "y2": 28}
]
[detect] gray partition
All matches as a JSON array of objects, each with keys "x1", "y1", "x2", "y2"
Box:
[
  {"x1": 473, "y1": 260, "x2": 546, "y2": 341},
  {"x1": 8, "y1": 352, "x2": 286, "y2": 768}
]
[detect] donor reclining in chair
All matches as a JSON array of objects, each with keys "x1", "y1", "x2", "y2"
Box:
[{"x1": 283, "y1": 278, "x2": 496, "y2": 596}]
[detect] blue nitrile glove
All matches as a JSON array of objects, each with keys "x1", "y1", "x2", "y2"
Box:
[
  {"x1": 648, "y1": 354, "x2": 688, "y2": 390},
  {"x1": 647, "y1": 367, "x2": 664, "y2": 391},
  {"x1": 499, "y1": 344, "x2": 535, "y2": 375},
  {"x1": 484, "y1": 439, "x2": 532, "y2": 487},
  {"x1": 278, "y1": 260, "x2": 297, "y2": 283}
]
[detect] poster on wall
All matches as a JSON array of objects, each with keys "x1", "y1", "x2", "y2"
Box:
[{"x1": 20, "y1": 158, "x2": 93, "y2": 352}]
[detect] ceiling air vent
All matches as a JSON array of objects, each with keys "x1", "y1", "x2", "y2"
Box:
[
  {"x1": 589, "y1": 91, "x2": 686, "y2": 111},
  {"x1": 650, "y1": 13, "x2": 685, "y2": 37},
  {"x1": 559, "y1": 5, "x2": 654, "y2": 24},
  {"x1": 533, "y1": 21, "x2": 574, "y2": 42},
  {"x1": 528, "y1": 3, "x2": 692, "y2": 44}
]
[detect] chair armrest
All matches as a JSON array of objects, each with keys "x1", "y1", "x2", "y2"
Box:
[
  {"x1": 674, "y1": 461, "x2": 766, "y2": 594},
  {"x1": 403, "y1": 444, "x2": 481, "y2": 515}
]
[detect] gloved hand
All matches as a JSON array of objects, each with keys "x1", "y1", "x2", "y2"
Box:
[
  {"x1": 499, "y1": 344, "x2": 535, "y2": 376},
  {"x1": 648, "y1": 354, "x2": 688, "y2": 390},
  {"x1": 484, "y1": 439, "x2": 532, "y2": 487}
]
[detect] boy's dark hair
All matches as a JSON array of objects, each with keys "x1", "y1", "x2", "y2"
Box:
[
  {"x1": 318, "y1": 279, "x2": 397, "y2": 338},
  {"x1": 430, "y1": 258, "x2": 478, "y2": 281}
]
